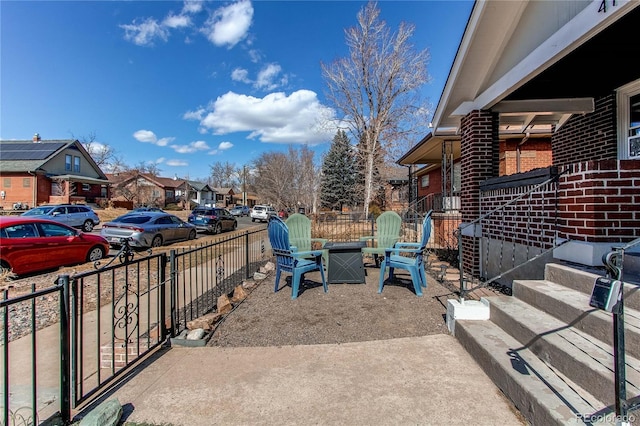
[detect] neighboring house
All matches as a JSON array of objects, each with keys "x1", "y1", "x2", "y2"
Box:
[
  {"x1": 107, "y1": 172, "x2": 183, "y2": 208},
  {"x1": 399, "y1": 1, "x2": 640, "y2": 275},
  {"x1": 212, "y1": 187, "x2": 235, "y2": 207},
  {"x1": 0, "y1": 134, "x2": 110, "y2": 209},
  {"x1": 183, "y1": 180, "x2": 215, "y2": 207}
]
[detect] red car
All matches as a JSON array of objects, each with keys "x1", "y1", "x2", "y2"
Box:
[{"x1": 0, "y1": 216, "x2": 110, "y2": 276}]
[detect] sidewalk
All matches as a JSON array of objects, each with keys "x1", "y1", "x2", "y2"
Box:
[{"x1": 85, "y1": 334, "x2": 525, "y2": 425}]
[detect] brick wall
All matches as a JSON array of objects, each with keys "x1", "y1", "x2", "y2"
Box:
[
  {"x1": 0, "y1": 173, "x2": 35, "y2": 209},
  {"x1": 557, "y1": 159, "x2": 640, "y2": 243},
  {"x1": 500, "y1": 138, "x2": 553, "y2": 175},
  {"x1": 552, "y1": 94, "x2": 617, "y2": 166},
  {"x1": 478, "y1": 160, "x2": 640, "y2": 252}
]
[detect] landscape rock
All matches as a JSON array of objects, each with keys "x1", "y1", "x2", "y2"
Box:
[
  {"x1": 187, "y1": 312, "x2": 223, "y2": 331},
  {"x1": 253, "y1": 272, "x2": 268, "y2": 281},
  {"x1": 217, "y1": 294, "x2": 233, "y2": 314},
  {"x1": 231, "y1": 285, "x2": 248, "y2": 303},
  {"x1": 186, "y1": 328, "x2": 206, "y2": 340},
  {"x1": 263, "y1": 261, "x2": 275, "y2": 272}
]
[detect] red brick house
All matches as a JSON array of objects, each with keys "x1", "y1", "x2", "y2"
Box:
[
  {"x1": 0, "y1": 135, "x2": 110, "y2": 209},
  {"x1": 401, "y1": 0, "x2": 640, "y2": 273}
]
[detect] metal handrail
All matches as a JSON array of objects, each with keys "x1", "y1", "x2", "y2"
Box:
[{"x1": 458, "y1": 172, "x2": 565, "y2": 301}]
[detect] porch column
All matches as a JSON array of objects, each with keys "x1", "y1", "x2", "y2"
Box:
[{"x1": 459, "y1": 110, "x2": 499, "y2": 276}]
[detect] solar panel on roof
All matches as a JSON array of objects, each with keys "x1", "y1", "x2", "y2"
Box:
[{"x1": 0, "y1": 142, "x2": 66, "y2": 161}]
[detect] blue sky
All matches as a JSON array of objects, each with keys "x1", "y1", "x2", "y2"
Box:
[{"x1": 1, "y1": 0, "x2": 473, "y2": 181}]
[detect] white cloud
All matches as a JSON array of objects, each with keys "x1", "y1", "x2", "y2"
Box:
[
  {"x1": 255, "y1": 63, "x2": 282, "y2": 90},
  {"x1": 156, "y1": 157, "x2": 166, "y2": 164},
  {"x1": 166, "y1": 159, "x2": 189, "y2": 167},
  {"x1": 170, "y1": 140, "x2": 211, "y2": 153},
  {"x1": 201, "y1": 0, "x2": 253, "y2": 48},
  {"x1": 198, "y1": 90, "x2": 336, "y2": 144},
  {"x1": 231, "y1": 68, "x2": 251, "y2": 84},
  {"x1": 133, "y1": 130, "x2": 175, "y2": 147},
  {"x1": 163, "y1": 14, "x2": 191, "y2": 29},
  {"x1": 133, "y1": 130, "x2": 158, "y2": 143},
  {"x1": 120, "y1": 18, "x2": 169, "y2": 47},
  {"x1": 183, "y1": 108, "x2": 205, "y2": 121},
  {"x1": 248, "y1": 49, "x2": 261, "y2": 63},
  {"x1": 182, "y1": 0, "x2": 203, "y2": 14},
  {"x1": 218, "y1": 141, "x2": 233, "y2": 150}
]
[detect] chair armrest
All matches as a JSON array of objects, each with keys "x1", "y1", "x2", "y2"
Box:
[
  {"x1": 394, "y1": 242, "x2": 420, "y2": 249},
  {"x1": 359, "y1": 236, "x2": 375, "y2": 241},
  {"x1": 290, "y1": 245, "x2": 298, "y2": 253},
  {"x1": 384, "y1": 247, "x2": 422, "y2": 256},
  {"x1": 292, "y1": 250, "x2": 323, "y2": 259}
]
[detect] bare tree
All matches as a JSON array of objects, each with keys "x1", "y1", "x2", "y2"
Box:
[
  {"x1": 209, "y1": 161, "x2": 241, "y2": 188},
  {"x1": 321, "y1": 1, "x2": 431, "y2": 217},
  {"x1": 72, "y1": 131, "x2": 119, "y2": 170}
]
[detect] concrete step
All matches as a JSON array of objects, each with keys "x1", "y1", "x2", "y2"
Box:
[
  {"x1": 455, "y1": 319, "x2": 608, "y2": 425},
  {"x1": 488, "y1": 295, "x2": 640, "y2": 407},
  {"x1": 513, "y1": 279, "x2": 640, "y2": 360},
  {"x1": 545, "y1": 263, "x2": 640, "y2": 311}
]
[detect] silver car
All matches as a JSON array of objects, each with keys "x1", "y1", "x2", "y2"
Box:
[
  {"x1": 21, "y1": 204, "x2": 100, "y2": 232},
  {"x1": 100, "y1": 212, "x2": 197, "y2": 248}
]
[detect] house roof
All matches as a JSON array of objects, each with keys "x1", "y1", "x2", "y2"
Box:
[
  {"x1": 402, "y1": 0, "x2": 640, "y2": 166},
  {"x1": 0, "y1": 139, "x2": 109, "y2": 181},
  {"x1": 185, "y1": 180, "x2": 214, "y2": 192},
  {"x1": 107, "y1": 172, "x2": 184, "y2": 189},
  {"x1": 213, "y1": 187, "x2": 235, "y2": 195},
  {"x1": 431, "y1": 0, "x2": 639, "y2": 138}
]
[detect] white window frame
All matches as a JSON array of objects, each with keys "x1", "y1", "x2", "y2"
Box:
[
  {"x1": 420, "y1": 175, "x2": 429, "y2": 188},
  {"x1": 616, "y1": 79, "x2": 640, "y2": 159}
]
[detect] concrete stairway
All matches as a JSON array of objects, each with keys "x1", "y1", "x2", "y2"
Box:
[{"x1": 455, "y1": 263, "x2": 640, "y2": 425}]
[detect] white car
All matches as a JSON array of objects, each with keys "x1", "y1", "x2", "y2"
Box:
[{"x1": 250, "y1": 205, "x2": 276, "y2": 222}]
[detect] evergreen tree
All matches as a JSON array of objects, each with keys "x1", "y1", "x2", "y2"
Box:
[{"x1": 320, "y1": 130, "x2": 356, "y2": 211}]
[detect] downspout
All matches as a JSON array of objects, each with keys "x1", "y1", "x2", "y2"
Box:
[{"x1": 27, "y1": 170, "x2": 37, "y2": 207}]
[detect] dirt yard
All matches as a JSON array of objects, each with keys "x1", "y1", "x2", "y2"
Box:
[{"x1": 207, "y1": 265, "x2": 454, "y2": 347}]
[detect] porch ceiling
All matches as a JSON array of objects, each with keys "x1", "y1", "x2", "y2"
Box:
[{"x1": 397, "y1": 134, "x2": 461, "y2": 166}]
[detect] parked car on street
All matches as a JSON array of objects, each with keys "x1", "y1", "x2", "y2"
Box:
[
  {"x1": 0, "y1": 216, "x2": 109, "y2": 276},
  {"x1": 132, "y1": 206, "x2": 165, "y2": 213},
  {"x1": 230, "y1": 205, "x2": 250, "y2": 217},
  {"x1": 188, "y1": 207, "x2": 237, "y2": 234},
  {"x1": 250, "y1": 205, "x2": 277, "y2": 222},
  {"x1": 100, "y1": 212, "x2": 197, "y2": 248},
  {"x1": 21, "y1": 204, "x2": 100, "y2": 232}
]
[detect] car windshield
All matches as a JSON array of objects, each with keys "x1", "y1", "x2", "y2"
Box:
[
  {"x1": 22, "y1": 206, "x2": 55, "y2": 216},
  {"x1": 114, "y1": 215, "x2": 152, "y2": 224}
]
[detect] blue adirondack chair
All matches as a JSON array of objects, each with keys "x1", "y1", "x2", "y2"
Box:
[
  {"x1": 268, "y1": 216, "x2": 327, "y2": 299},
  {"x1": 360, "y1": 211, "x2": 402, "y2": 267},
  {"x1": 378, "y1": 210, "x2": 433, "y2": 296}
]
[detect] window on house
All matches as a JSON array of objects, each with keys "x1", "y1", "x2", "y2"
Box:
[
  {"x1": 420, "y1": 175, "x2": 429, "y2": 188},
  {"x1": 3, "y1": 178, "x2": 11, "y2": 188},
  {"x1": 617, "y1": 80, "x2": 640, "y2": 159},
  {"x1": 74, "y1": 156, "x2": 81, "y2": 173},
  {"x1": 101, "y1": 186, "x2": 107, "y2": 197},
  {"x1": 152, "y1": 190, "x2": 160, "y2": 197},
  {"x1": 23, "y1": 178, "x2": 30, "y2": 188},
  {"x1": 65, "y1": 154, "x2": 72, "y2": 171},
  {"x1": 82, "y1": 184, "x2": 91, "y2": 192},
  {"x1": 166, "y1": 190, "x2": 174, "y2": 198}
]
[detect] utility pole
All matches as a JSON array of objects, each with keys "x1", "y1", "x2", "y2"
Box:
[{"x1": 242, "y1": 165, "x2": 247, "y2": 206}]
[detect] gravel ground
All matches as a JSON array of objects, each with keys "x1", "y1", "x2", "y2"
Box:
[{"x1": 208, "y1": 265, "x2": 454, "y2": 347}]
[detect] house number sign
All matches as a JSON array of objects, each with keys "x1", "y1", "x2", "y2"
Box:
[{"x1": 598, "y1": 0, "x2": 617, "y2": 13}]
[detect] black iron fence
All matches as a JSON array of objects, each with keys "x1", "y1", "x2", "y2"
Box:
[{"x1": 0, "y1": 228, "x2": 267, "y2": 426}]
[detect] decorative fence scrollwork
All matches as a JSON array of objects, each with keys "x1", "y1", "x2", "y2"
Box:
[{"x1": 112, "y1": 283, "x2": 139, "y2": 342}]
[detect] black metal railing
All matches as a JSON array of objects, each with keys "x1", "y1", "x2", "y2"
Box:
[
  {"x1": 1, "y1": 227, "x2": 268, "y2": 426},
  {"x1": 458, "y1": 172, "x2": 565, "y2": 301}
]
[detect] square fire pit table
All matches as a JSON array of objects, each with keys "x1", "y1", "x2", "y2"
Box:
[{"x1": 324, "y1": 241, "x2": 367, "y2": 284}]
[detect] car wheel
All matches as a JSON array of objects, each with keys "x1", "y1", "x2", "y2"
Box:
[
  {"x1": 215, "y1": 223, "x2": 222, "y2": 234},
  {"x1": 151, "y1": 235, "x2": 163, "y2": 247},
  {"x1": 87, "y1": 246, "x2": 105, "y2": 262},
  {"x1": 233, "y1": 221, "x2": 237, "y2": 231},
  {"x1": 0, "y1": 261, "x2": 11, "y2": 276},
  {"x1": 251, "y1": 218, "x2": 255, "y2": 222},
  {"x1": 83, "y1": 220, "x2": 94, "y2": 232},
  {"x1": 188, "y1": 229, "x2": 197, "y2": 240}
]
